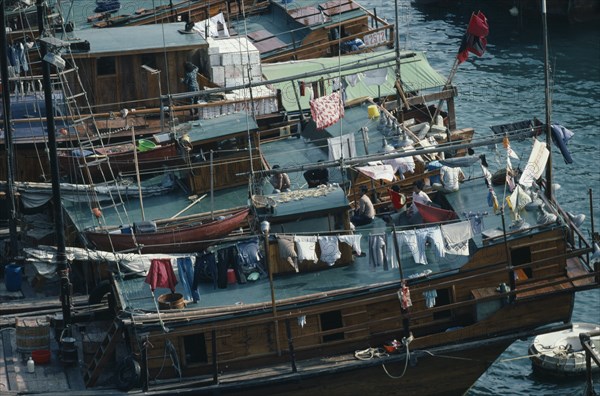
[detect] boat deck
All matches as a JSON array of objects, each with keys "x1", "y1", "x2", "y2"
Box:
[{"x1": 114, "y1": 173, "x2": 557, "y2": 313}]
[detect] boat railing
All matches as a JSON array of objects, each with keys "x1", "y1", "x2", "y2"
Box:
[
  {"x1": 538, "y1": 185, "x2": 596, "y2": 268},
  {"x1": 579, "y1": 329, "x2": 600, "y2": 396}
]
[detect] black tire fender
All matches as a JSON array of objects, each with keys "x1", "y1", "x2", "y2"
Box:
[{"x1": 116, "y1": 355, "x2": 141, "y2": 391}]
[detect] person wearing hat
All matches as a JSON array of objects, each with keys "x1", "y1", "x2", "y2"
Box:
[
  {"x1": 351, "y1": 186, "x2": 375, "y2": 226},
  {"x1": 270, "y1": 165, "x2": 291, "y2": 193}
]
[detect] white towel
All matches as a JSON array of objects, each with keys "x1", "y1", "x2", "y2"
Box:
[{"x1": 440, "y1": 221, "x2": 473, "y2": 256}]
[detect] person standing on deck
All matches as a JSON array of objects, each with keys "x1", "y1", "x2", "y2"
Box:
[
  {"x1": 270, "y1": 165, "x2": 291, "y2": 193},
  {"x1": 432, "y1": 165, "x2": 465, "y2": 193},
  {"x1": 351, "y1": 186, "x2": 375, "y2": 226},
  {"x1": 182, "y1": 61, "x2": 201, "y2": 115}
]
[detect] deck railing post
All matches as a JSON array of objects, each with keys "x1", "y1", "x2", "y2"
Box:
[
  {"x1": 285, "y1": 319, "x2": 297, "y2": 373},
  {"x1": 212, "y1": 329, "x2": 219, "y2": 384}
]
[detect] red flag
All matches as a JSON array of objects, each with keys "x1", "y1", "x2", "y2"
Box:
[{"x1": 457, "y1": 11, "x2": 489, "y2": 64}]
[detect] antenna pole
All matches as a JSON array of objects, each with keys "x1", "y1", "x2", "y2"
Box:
[
  {"x1": 37, "y1": 0, "x2": 72, "y2": 326},
  {"x1": 542, "y1": 0, "x2": 553, "y2": 200}
]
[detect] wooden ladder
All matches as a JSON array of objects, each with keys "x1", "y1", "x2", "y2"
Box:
[{"x1": 83, "y1": 319, "x2": 122, "y2": 388}]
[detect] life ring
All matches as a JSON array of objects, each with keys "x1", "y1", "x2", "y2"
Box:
[{"x1": 116, "y1": 355, "x2": 141, "y2": 391}]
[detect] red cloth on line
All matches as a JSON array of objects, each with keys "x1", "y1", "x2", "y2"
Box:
[{"x1": 145, "y1": 259, "x2": 178, "y2": 292}]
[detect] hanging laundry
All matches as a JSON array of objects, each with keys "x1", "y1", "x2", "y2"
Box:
[
  {"x1": 423, "y1": 290, "x2": 437, "y2": 308},
  {"x1": 363, "y1": 68, "x2": 388, "y2": 86},
  {"x1": 177, "y1": 257, "x2": 200, "y2": 302},
  {"x1": 194, "y1": 251, "x2": 218, "y2": 290},
  {"x1": 394, "y1": 229, "x2": 423, "y2": 265},
  {"x1": 399, "y1": 282, "x2": 412, "y2": 310},
  {"x1": 550, "y1": 124, "x2": 574, "y2": 164},
  {"x1": 318, "y1": 236, "x2": 341, "y2": 266},
  {"x1": 236, "y1": 237, "x2": 262, "y2": 270},
  {"x1": 519, "y1": 139, "x2": 549, "y2": 188},
  {"x1": 309, "y1": 91, "x2": 345, "y2": 129},
  {"x1": 416, "y1": 226, "x2": 446, "y2": 259},
  {"x1": 145, "y1": 258, "x2": 178, "y2": 292},
  {"x1": 506, "y1": 184, "x2": 532, "y2": 213},
  {"x1": 193, "y1": 12, "x2": 229, "y2": 38},
  {"x1": 337, "y1": 234, "x2": 362, "y2": 256},
  {"x1": 294, "y1": 235, "x2": 318, "y2": 262},
  {"x1": 327, "y1": 133, "x2": 356, "y2": 161},
  {"x1": 356, "y1": 163, "x2": 396, "y2": 182},
  {"x1": 298, "y1": 315, "x2": 307, "y2": 328},
  {"x1": 277, "y1": 234, "x2": 298, "y2": 272},
  {"x1": 369, "y1": 234, "x2": 388, "y2": 271},
  {"x1": 344, "y1": 73, "x2": 361, "y2": 87},
  {"x1": 383, "y1": 155, "x2": 416, "y2": 177},
  {"x1": 440, "y1": 221, "x2": 473, "y2": 256},
  {"x1": 463, "y1": 212, "x2": 486, "y2": 235}
]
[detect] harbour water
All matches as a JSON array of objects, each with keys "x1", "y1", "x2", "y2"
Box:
[{"x1": 359, "y1": 0, "x2": 600, "y2": 394}]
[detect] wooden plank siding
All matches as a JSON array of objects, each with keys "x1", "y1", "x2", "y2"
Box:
[{"x1": 129, "y1": 226, "x2": 576, "y2": 382}]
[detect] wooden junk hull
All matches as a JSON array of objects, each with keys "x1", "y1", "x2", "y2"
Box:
[
  {"x1": 119, "y1": 278, "x2": 577, "y2": 396},
  {"x1": 58, "y1": 142, "x2": 182, "y2": 183},
  {"x1": 83, "y1": 208, "x2": 249, "y2": 253}
]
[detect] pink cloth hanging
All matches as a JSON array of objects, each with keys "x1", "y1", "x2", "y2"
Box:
[{"x1": 309, "y1": 91, "x2": 344, "y2": 129}]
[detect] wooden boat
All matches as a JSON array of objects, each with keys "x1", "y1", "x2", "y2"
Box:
[
  {"x1": 414, "y1": 201, "x2": 458, "y2": 223},
  {"x1": 57, "y1": 139, "x2": 183, "y2": 183},
  {"x1": 69, "y1": 6, "x2": 600, "y2": 393},
  {"x1": 529, "y1": 323, "x2": 600, "y2": 377},
  {"x1": 83, "y1": 207, "x2": 250, "y2": 254}
]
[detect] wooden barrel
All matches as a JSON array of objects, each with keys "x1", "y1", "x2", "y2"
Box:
[
  {"x1": 16, "y1": 317, "x2": 51, "y2": 353},
  {"x1": 157, "y1": 293, "x2": 185, "y2": 310}
]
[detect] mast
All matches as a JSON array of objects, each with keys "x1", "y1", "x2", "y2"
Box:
[
  {"x1": 37, "y1": 0, "x2": 71, "y2": 326},
  {"x1": 542, "y1": 0, "x2": 553, "y2": 200},
  {"x1": 0, "y1": 1, "x2": 20, "y2": 261}
]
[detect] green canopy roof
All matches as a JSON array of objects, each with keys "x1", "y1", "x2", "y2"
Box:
[{"x1": 261, "y1": 50, "x2": 446, "y2": 112}]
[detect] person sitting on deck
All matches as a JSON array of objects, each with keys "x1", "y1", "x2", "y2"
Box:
[
  {"x1": 351, "y1": 186, "x2": 375, "y2": 226},
  {"x1": 270, "y1": 165, "x2": 291, "y2": 193},
  {"x1": 341, "y1": 35, "x2": 365, "y2": 53},
  {"x1": 432, "y1": 165, "x2": 465, "y2": 193},
  {"x1": 407, "y1": 180, "x2": 432, "y2": 217},
  {"x1": 303, "y1": 160, "x2": 329, "y2": 188},
  {"x1": 388, "y1": 185, "x2": 407, "y2": 212}
]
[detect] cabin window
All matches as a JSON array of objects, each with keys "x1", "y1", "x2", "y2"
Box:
[
  {"x1": 97, "y1": 57, "x2": 116, "y2": 76},
  {"x1": 183, "y1": 333, "x2": 208, "y2": 364},
  {"x1": 432, "y1": 288, "x2": 453, "y2": 320},
  {"x1": 511, "y1": 247, "x2": 533, "y2": 279},
  {"x1": 320, "y1": 310, "x2": 344, "y2": 342}
]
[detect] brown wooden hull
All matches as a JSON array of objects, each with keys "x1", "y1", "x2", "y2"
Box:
[
  {"x1": 58, "y1": 143, "x2": 182, "y2": 183},
  {"x1": 84, "y1": 208, "x2": 249, "y2": 253}
]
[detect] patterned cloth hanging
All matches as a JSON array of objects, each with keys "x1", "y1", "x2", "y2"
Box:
[{"x1": 309, "y1": 91, "x2": 344, "y2": 129}]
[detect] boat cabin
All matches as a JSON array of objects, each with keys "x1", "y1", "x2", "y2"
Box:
[{"x1": 64, "y1": 23, "x2": 208, "y2": 112}]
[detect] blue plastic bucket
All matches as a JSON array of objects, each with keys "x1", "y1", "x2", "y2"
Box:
[{"x1": 4, "y1": 264, "x2": 23, "y2": 292}]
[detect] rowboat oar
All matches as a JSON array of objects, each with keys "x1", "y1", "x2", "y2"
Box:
[{"x1": 170, "y1": 194, "x2": 207, "y2": 219}]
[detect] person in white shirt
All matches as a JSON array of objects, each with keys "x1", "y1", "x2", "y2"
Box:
[
  {"x1": 408, "y1": 180, "x2": 432, "y2": 217},
  {"x1": 432, "y1": 165, "x2": 465, "y2": 193}
]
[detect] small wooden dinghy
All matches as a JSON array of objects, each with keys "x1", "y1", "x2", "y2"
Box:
[{"x1": 529, "y1": 323, "x2": 600, "y2": 377}]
